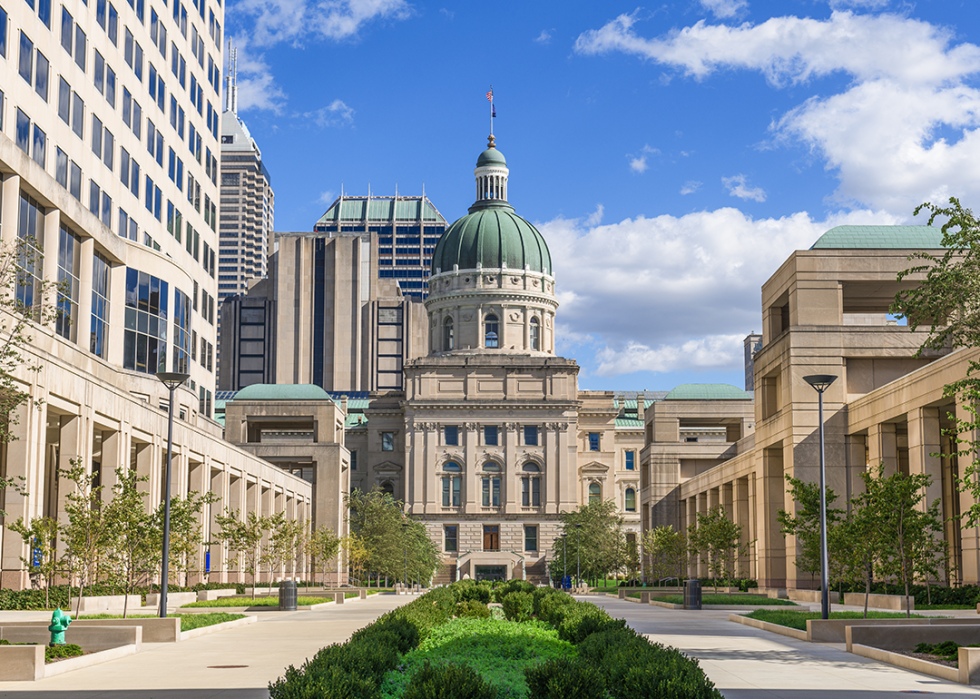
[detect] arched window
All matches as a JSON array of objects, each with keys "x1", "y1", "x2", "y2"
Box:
[
  {"x1": 484, "y1": 314, "x2": 499, "y2": 348},
  {"x1": 625, "y1": 487, "x2": 636, "y2": 512},
  {"x1": 530, "y1": 317, "x2": 540, "y2": 351},
  {"x1": 443, "y1": 317, "x2": 454, "y2": 351},
  {"x1": 442, "y1": 461, "x2": 461, "y2": 472},
  {"x1": 522, "y1": 462, "x2": 540, "y2": 472},
  {"x1": 483, "y1": 461, "x2": 501, "y2": 472},
  {"x1": 588, "y1": 482, "x2": 601, "y2": 505},
  {"x1": 381, "y1": 481, "x2": 395, "y2": 496}
]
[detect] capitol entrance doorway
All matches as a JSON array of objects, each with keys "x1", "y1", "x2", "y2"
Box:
[{"x1": 475, "y1": 565, "x2": 506, "y2": 582}]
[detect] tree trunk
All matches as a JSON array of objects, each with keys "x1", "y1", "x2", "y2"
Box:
[{"x1": 864, "y1": 559, "x2": 871, "y2": 619}]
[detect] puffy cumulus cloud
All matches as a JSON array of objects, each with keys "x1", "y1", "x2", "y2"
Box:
[
  {"x1": 699, "y1": 0, "x2": 748, "y2": 20},
  {"x1": 301, "y1": 99, "x2": 356, "y2": 127},
  {"x1": 628, "y1": 144, "x2": 659, "y2": 174},
  {"x1": 232, "y1": 0, "x2": 411, "y2": 48},
  {"x1": 230, "y1": 38, "x2": 288, "y2": 113},
  {"x1": 722, "y1": 173, "x2": 766, "y2": 201},
  {"x1": 540, "y1": 206, "x2": 901, "y2": 376},
  {"x1": 575, "y1": 11, "x2": 980, "y2": 216},
  {"x1": 535, "y1": 29, "x2": 553, "y2": 44}
]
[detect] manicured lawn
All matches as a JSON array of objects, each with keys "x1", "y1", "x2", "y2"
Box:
[
  {"x1": 746, "y1": 609, "x2": 931, "y2": 630},
  {"x1": 379, "y1": 616, "x2": 575, "y2": 698},
  {"x1": 182, "y1": 596, "x2": 330, "y2": 608},
  {"x1": 916, "y1": 604, "x2": 977, "y2": 610},
  {"x1": 654, "y1": 594, "x2": 797, "y2": 606},
  {"x1": 76, "y1": 612, "x2": 246, "y2": 630}
]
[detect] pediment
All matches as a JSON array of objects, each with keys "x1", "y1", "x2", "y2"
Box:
[
  {"x1": 579, "y1": 461, "x2": 609, "y2": 475},
  {"x1": 375, "y1": 460, "x2": 403, "y2": 474}
]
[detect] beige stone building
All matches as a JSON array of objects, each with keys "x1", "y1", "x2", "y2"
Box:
[{"x1": 639, "y1": 226, "x2": 980, "y2": 588}]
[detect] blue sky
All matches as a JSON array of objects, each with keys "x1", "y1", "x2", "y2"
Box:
[{"x1": 224, "y1": 0, "x2": 980, "y2": 392}]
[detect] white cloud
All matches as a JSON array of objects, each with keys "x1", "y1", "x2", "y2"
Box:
[
  {"x1": 439, "y1": 8, "x2": 454, "y2": 20},
  {"x1": 318, "y1": 190, "x2": 337, "y2": 205},
  {"x1": 541, "y1": 206, "x2": 902, "y2": 376},
  {"x1": 535, "y1": 29, "x2": 553, "y2": 44},
  {"x1": 722, "y1": 174, "x2": 766, "y2": 202},
  {"x1": 302, "y1": 99, "x2": 356, "y2": 127},
  {"x1": 699, "y1": 0, "x2": 748, "y2": 19},
  {"x1": 680, "y1": 180, "x2": 702, "y2": 195},
  {"x1": 230, "y1": 38, "x2": 288, "y2": 113},
  {"x1": 575, "y1": 11, "x2": 980, "y2": 216},
  {"x1": 584, "y1": 204, "x2": 605, "y2": 227},
  {"x1": 628, "y1": 144, "x2": 659, "y2": 173},
  {"x1": 233, "y1": 0, "x2": 411, "y2": 48}
]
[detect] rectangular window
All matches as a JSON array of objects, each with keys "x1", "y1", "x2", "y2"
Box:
[
  {"x1": 32, "y1": 124, "x2": 46, "y2": 167},
  {"x1": 34, "y1": 50, "x2": 48, "y2": 101},
  {"x1": 524, "y1": 425, "x2": 538, "y2": 446},
  {"x1": 15, "y1": 108, "x2": 29, "y2": 153},
  {"x1": 0, "y1": 7, "x2": 6, "y2": 59},
  {"x1": 91, "y1": 114, "x2": 103, "y2": 157},
  {"x1": 524, "y1": 525, "x2": 538, "y2": 552},
  {"x1": 482, "y1": 476, "x2": 500, "y2": 507},
  {"x1": 103, "y1": 129, "x2": 114, "y2": 169},
  {"x1": 60, "y1": 8, "x2": 72, "y2": 54},
  {"x1": 444, "y1": 425, "x2": 458, "y2": 446},
  {"x1": 94, "y1": 50, "x2": 105, "y2": 94},
  {"x1": 72, "y1": 92, "x2": 84, "y2": 138},
  {"x1": 56, "y1": 224, "x2": 80, "y2": 341},
  {"x1": 130, "y1": 158, "x2": 140, "y2": 197},
  {"x1": 108, "y1": 4, "x2": 118, "y2": 44},
  {"x1": 90, "y1": 252, "x2": 111, "y2": 358},
  {"x1": 56, "y1": 147, "x2": 68, "y2": 187},
  {"x1": 106, "y1": 66, "x2": 116, "y2": 107},
  {"x1": 381, "y1": 432, "x2": 394, "y2": 451},
  {"x1": 589, "y1": 432, "x2": 600, "y2": 452},
  {"x1": 37, "y1": 0, "x2": 50, "y2": 27},
  {"x1": 89, "y1": 180, "x2": 100, "y2": 217},
  {"x1": 625, "y1": 450, "x2": 635, "y2": 471},
  {"x1": 484, "y1": 425, "x2": 498, "y2": 446},
  {"x1": 58, "y1": 77, "x2": 70, "y2": 122},
  {"x1": 19, "y1": 31, "x2": 33, "y2": 83},
  {"x1": 69, "y1": 162, "x2": 81, "y2": 200},
  {"x1": 96, "y1": 0, "x2": 106, "y2": 29},
  {"x1": 444, "y1": 525, "x2": 457, "y2": 553},
  {"x1": 74, "y1": 25, "x2": 86, "y2": 71}
]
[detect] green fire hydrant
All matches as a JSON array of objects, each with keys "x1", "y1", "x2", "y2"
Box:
[{"x1": 48, "y1": 608, "x2": 71, "y2": 646}]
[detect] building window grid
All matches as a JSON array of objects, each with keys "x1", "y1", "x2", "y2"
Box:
[
  {"x1": 90, "y1": 252, "x2": 111, "y2": 358},
  {"x1": 55, "y1": 224, "x2": 81, "y2": 341},
  {"x1": 123, "y1": 268, "x2": 169, "y2": 374}
]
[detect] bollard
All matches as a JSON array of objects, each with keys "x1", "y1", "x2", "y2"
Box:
[{"x1": 48, "y1": 608, "x2": 72, "y2": 646}]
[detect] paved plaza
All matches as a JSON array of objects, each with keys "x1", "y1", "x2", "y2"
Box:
[{"x1": 3, "y1": 594, "x2": 980, "y2": 697}]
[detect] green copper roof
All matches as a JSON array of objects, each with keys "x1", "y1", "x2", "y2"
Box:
[
  {"x1": 432, "y1": 201, "x2": 552, "y2": 274},
  {"x1": 665, "y1": 384, "x2": 752, "y2": 401},
  {"x1": 232, "y1": 384, "x2": 334, "y2": 401},
  {"x1": 316, "y1": 196, "x2": 448, "y2": 226},
  {"x1": 477, "y1": 147, "x2": 507, "y2": 168},
  {"x1": 811, "y1": 225, "x2": 947, "y2": 250},
  {"x1": 615, "y1": 418, "x2": 645, "y2": 429}
]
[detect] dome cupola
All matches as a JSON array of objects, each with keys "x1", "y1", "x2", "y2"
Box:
[{"x1": 424, "y1": 136, "x2": 558, "y2": 357}]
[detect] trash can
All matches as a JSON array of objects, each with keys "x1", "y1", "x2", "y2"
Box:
[
  {"x1": 279, "y1": 580, "x2": 297, "y2": 611},
  {"x1": 683, "y1": 579, "x2": 702, "y2": 610}
]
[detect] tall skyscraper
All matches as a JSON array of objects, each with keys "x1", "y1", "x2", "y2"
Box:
[
  {"x1": 217, "y1": 43, "x2": 273, "y2": 305},
  {"x1": 313, "y1": 193, "x2": 447, "y2": 299}
]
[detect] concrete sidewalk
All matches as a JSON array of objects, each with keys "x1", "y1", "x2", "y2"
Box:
[
  {"x1": 0, "y1": 593, "x2": 415, "y2": 698},
  {"x1": 587, "y1": 597, "x2": 980, "y2": 698}
]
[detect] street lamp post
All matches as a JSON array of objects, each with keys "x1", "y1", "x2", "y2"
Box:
[
  {"x1": 155, "y1": 371, "x2": 189, "y2": 619},
  {"x1": 804, "y1": 374, "x2": 837, "y2": 621},
  {"x1": 575, "y1": 524, "x2": 582, "y2": 589}
]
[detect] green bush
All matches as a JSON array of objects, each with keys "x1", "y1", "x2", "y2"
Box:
[
  {"x1": 451, "y1": 579, "x2": 492, "y2": 604},
  {"x1": 45, "y1": 643, "x2": 84, "y2": 663},
  {"x1": 501, "y1": 591, "x2": 534, "y2": 623},
  {"x1": 455, "y1": 600, "x2": 491, "y2": 619},
  {"x1": 531, "y1": 587, "x2": 563, "y2": 616},
  {"x1": 401, "y1": 661, "x2": 501, "y2": 699},
  {"x1": 525, "y1": 657, "x2": 607, "y2": 699},
  {"x1": 492, "y1": 579, "x2": 535, "y2": 603},
  {"x1": 536, "y1": 591, "x2": 575, "y2": 625}
]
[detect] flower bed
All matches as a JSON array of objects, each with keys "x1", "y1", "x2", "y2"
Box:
[{"x1": 269, "y1": 579, "x2": 721, "y2": 698}]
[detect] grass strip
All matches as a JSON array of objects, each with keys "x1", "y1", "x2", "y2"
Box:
[
  {"x1": 746, "y1": 609, "x2": 931, "y2": 630},
  {"x1": 379, "y1": 616, "x2": 575, "y2": 698},
  {"x1": 656, "y1": 594, "x2": 797, "y2": 606},
  {"x1": 182, "y1": 596, "x2": 328, "y2": 608},
  {"x1": 72, "y1": 612, "x2": 246, "y2": 630}
]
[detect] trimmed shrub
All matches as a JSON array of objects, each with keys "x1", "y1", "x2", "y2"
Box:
[
  {"x1": 455, "y1": 600, "x2": 492, "y2": 619},
  {"x1": 402, "y1": 661, "x2": 501, "y2": 699},
  {"x1": 45, "y1": 643, "x2": 84, "y2": 663},
  {"x1": 501, "y1": 591, "x2": 534, "y2": 622},
  {"x1": 536, "y1": 591, "x2": 575, "y2": 625},
  {"x1": 492, "y1": 579, "x2": 536, "y2": 603},
  {"x1": 525, "y1": 657, "x2": 607, "y2": 699},
  {"x1": 451, "y1": 579, "x2": 492, "y2": 604}
]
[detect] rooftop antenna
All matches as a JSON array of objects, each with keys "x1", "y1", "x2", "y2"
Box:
[
  {"x1": 487, "y1": 85, "x2": 496, "y2": 143},
  {"x1": 224, "y1": 40, "x2": 238, "y2": 114}
]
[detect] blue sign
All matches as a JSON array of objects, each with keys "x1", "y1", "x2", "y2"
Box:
[
  {"x1": 31, "y1": 539, "x2": 41, "y2": 569},
  {"x1": 205, "y1": 550, "x2": 211, "y2": 573},
  {"x1": 562, "y1": 575, "x2": 571, "y2": 590}
]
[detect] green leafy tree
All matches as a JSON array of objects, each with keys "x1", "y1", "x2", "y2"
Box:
[
  {"x1": 263, "y1": 511, "x2": 304, "y2": 581},
  {"x1": 214, "y1": 509, "x2": 270, "y2": 598},
  {"x1": 8, "y1": 515, "x2": 60, "y2": 608},
  {"x1": 60, "y1": 460, "x2": 115, "y2": 615},
  {"x1": 777, "y1": 475, "x2": 844, "y2": 589},
  {"x1": 346, "y1": 488, "x2": 410, "y2": 581},
  {"x1": 342, "y1": 533, "x2": 369, "y2": 585},
  {"x1": 306, "y1": 524, "x2": 341, "y2": 586},
  {"x1": 642, "y1": 525, "x2": 687, "y2": 585},
  {"x1": 405, "y1": 518, "x2": 441, "y2": 587},
  {"x1": 892, "y1": 197, "x2": 980, "y2": 526},
  {"x1": 687, "y1": 506, "x2": 747, "y2": 591},
  {"x1": 153, "y1": 490, "x2": 216, "y2": 587},
  {"x1": 106, "y1": 467, "x2": 158, "y2": 617},
  {"x1": 624, "y1": 534, "x2": 640, "y2": 583},
  {"x1": 551, "y1": 499, "x2": 625, "y2": 586}
]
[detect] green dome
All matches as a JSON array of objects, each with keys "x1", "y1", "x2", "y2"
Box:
[
  {"x1": 476, "y1": 147, "x2": 507, "y2": 168},
  {"x1": 432, "y1": 201, "x2": 552, "y2": 275}
]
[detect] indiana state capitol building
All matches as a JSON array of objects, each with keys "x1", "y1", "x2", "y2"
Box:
[{"x1": 346, "y1": 137, "x2": 644, "y2": 583}]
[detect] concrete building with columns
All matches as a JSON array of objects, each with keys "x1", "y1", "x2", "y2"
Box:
[
  {"x1": 346, "y1": 137, "x2": 644, "y2": 583},
  {"x1": 639, "y1": 225, "x2": 979, "y2": 589},
  {"x1": 0, "y1": 0, "x2": 311, "y2": 589}
]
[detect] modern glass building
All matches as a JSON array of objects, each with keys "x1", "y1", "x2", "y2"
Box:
[{"x1": 313, "y1": 194, "x2": 448, "y2": 299}]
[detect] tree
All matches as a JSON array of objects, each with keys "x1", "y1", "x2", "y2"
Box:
[
  {"x1": 346, "y1": 488, "x2": 411, "y2": 581},
  {"x1": 106, "y1": 467, "x2": 158, "y2": 617},
  {"x1": 404, "y1": 519, "x2": 441, "y2": 587},
  {"x1": 306, "y1": 525, "x2": 341, "y2": 587},
  {"x1": 892, "y1": 197, "x2": 980, "y2": 525},
  {"x1": 642, "y1": 525, "x2": 687, "y2": 585},
  {"x1": 214, "y1": 509, "x2": 270, "y2": 599},
  {"x1": 777, "y1": 475, "x2": 844, "y2": 588},
  {"x1": 8, "y1": 515, "x2": 59, "y2": 608},
  {"x1": 687, "y1": 506, "x2": 747, "y2": 591},
  {"x1": 262, "y1": 511, "x2": 302, "y2": 582},
  {"x1": 60, "y1": 460, "x2": 115, "y2": 615},
  {"x1": 153, "y1": 491, "x2": 215, "y2": 587},
  {"x1": 624, "y1": 534, "x2": 640, "y2": 583},
  {"x1": 341, "y1": 533, "x2": 369, "y2": 586},
  {"x1": 551, "y1": 499, "x2": 626, "y2": 586}
]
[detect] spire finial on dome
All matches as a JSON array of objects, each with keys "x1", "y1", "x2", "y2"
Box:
[{"x1": 487, "y1": 134, "x2": 496, "y2": 149}]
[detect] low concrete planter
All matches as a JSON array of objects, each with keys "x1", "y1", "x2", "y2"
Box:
[
  {"x1": 810, "y1": 618, "x2": 980, "y2": 644},
  {"x1": 843, "y1": 592, "x2": 914, "y2": 610},
  {"x1": 179, "y1": 614, "x2": 257, "y2": 640},
  {"x1": 748, "y1": 587, "x2": 788, "y2": 599},
  {"x1": 72, "y1": 595, "x2": 142, "y2": 613},
  {"x1": 0, "y1": 642, "x2": 141, "y2": 681},
  {"x1": 1, "y1": 624, "x2": 142, "y2": 653},
  {"x1": 197, "y1": 589, "x2": 239, "y2": 601},
  {"x1": 728, "y1": 613, "x2": 808, "y2": 641},
  {"x1": 788, "y1": 589, "x2": 840, "y2": 604},
  {"x1": 847, "y1": 625, "x2": 980, "y2": 685},
  {"x1": 650, "y1": 600, "x2": 685, "y2": 610},
  {"x1": 146, "y1": 592, "x2": 198, "y2": 609},
  {"x1": 850, "y1": 643, "x2": 959, "y2": 683}
]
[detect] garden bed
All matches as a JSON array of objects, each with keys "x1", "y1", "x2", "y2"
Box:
[
  {"x1": 745, "y1": 609, "x2": 928, "y2": 631},
  {"x1": 0, "y1": 639, "x2": 84, "y2": 663}
]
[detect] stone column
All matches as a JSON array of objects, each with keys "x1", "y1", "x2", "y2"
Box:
[
  {"x1": 464, "y1": 422, "x2": 479, "y2": 508},
  {"x1": 209, "y1": 468, "x2": 229, "y2": 582},
  {"x1": 504, "y1": 422, "x2": 518, "y2": 514},
  {"x1": 734, "y1": 477, "x2": 750, "y2": 578},
  {"x1": 41, "y1": 209, "x2": 60, "y2": 299},
  {"x1": 868, "y1": 423, "x2": 898, "y2": 476},
  {"x1": 107, "y1": 264, "x2": 128, "y2": 368},
  {"x1": 76, "y1": 237, "x2": 95, "y2": 348},
  {"x1": 908, "y1": 407, "x2": 943, "y2": 511},
  {"x1": 956, "y1": 402, "x2": 980, "y2": 583},
  {"x1": 0, "y1": 173, "x2": 22, "y2": 246},
  {"x1": 0, "y1": 402, "x2": 33, "y2": 589}
]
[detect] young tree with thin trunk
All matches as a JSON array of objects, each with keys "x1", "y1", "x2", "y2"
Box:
[
  {"x1": 777, "y1": 475, "x2": 844, "y2": 589},
  {"x1": 214, "y1": 509, "x2": 270, "y2": 599},
  {"x1": 106, "y1": 467, "x2": 158, "y2": 618},
  {"x1": 306, "y1": 525, "x2": 341, "y2": 587},
  {"x1": 642, "y1": 525, "x2": 687, "y2": 586},
  {"x1": 8, "y1": 515, "x2": 60, "y2": 608},
  {"x1": 688, "y1": 506, "x2": 747, "y2": 592},
  {"x1": 341, "y1": 534, "x2": 368, "y2": 586},
  {"x1": 60, "y1": 460, "x2": 115, "y2": 615}
]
